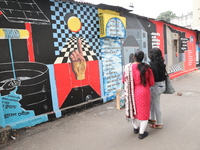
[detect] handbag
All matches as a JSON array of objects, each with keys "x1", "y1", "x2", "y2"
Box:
[{"x1": 163, "y1": 72, "x2": 175, "y2": 94}]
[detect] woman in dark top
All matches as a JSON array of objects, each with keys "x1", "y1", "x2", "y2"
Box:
[{"x1": 149, "y1": 48, "x2": 166, "y2": 129}]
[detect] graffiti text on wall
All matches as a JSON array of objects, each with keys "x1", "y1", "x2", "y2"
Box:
[
  {"x1": 181, "y1": 38, "x2": 189, "y2": 51},
  {"x1": 106, "y1": 18, "x2": 126, "y2": 38},
  {"x1": 101, "y1": 38, "x2": 122, "y2": 101},
  {"x1": 151, "y1": 32, "x2": 160, "y2": 48},
  {"x1": 188, "y1": 49, "x2": 193, "y2": 66},
  {"x1": 2, "y1": 90, "x2": 35, "y2": 124}
]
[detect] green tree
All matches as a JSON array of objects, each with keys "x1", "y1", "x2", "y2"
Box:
[{"x1": 157, "y1": 11, "x2": 177, "y2": 22}]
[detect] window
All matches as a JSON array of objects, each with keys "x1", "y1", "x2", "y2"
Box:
[
  {"x1": 143, "y1": 42, "x2": 146, "y2": 48},
  {"x1": 143, "y1": 33, "x2": 146, "y2": 38}
]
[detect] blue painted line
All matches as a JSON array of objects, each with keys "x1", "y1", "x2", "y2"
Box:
[
  {"x1": 8, "y1": 115, "x2": 48, "y2": 129},
  {"x1": 98, "y1": 60, "x2": 107, "y2": 103},
  {"x1": 0, "y1": 94, "x2": 5, "y2": 128},
  {"x1": 8, "y1": 39, "x2": 16, "y2": 79},
  {"x1": 47, "y1": 65, "x2": 61, "y2": 118}
]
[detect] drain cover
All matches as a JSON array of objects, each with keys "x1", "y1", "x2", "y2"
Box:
[{"x1": 177, "y1": 91, "x2": 200, "y2": 96}]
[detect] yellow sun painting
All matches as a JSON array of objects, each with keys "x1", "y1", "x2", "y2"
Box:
[{"x1": 68, "y1": 16, "x2": 82, "y2": 32}]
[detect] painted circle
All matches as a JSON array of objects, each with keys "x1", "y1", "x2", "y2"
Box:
[{"x1": 68, "y1": 17, "x2": 81, "y2": 32}]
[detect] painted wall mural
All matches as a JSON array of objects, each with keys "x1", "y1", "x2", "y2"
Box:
[
  {"x1": 0, "y1": 0, "x2": 101, "y2": 128},
  {"x1": 50, "y1": 1, "x2": 101, "y2": 111},
  {"x1": 99, "y1": 12, "x2": 125, "y2": 102},
  {"x1": 0, "y1": 0, "x2": 198, "y2": 129},
  {"x1": 164, "y1": 25, "x2": 196, "y2": 73},
  {"x1": 0, "y1": 30, "x2": 51, "y2": 128},
  {"x1": 99, "y1": 13, "x2": 126, "y2": 38},
  {"x1": 121, "y1": 14, "x2": 157, "y2": 65},
  {"x1": 121, "y1": 13, "x2": 197, "y2": 75},
  {"x1": 100, "y1": 38, "x2": 123, "y2": 102}
]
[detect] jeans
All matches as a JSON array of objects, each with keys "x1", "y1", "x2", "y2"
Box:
[{"x1": 150, "y1": 81, "x2": 165, "y2": 125}]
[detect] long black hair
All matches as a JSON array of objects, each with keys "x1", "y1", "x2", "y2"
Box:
[
  {"x1": 149, "y1": 48, "x2": 166, "y2": 68},
  {"x1": 134, "y1": 50, "x2": 151, "y2": 86}
]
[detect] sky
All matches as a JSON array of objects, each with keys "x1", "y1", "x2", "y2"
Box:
[{"x1": 78, "y1": 0, "x2": 193, "y2": 19}]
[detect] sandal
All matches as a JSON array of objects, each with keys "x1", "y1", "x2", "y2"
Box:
[
  {"x1": 148, "y1": 119, "x2": 156, "y2": 124},
  {"x1": 150, "y1": 124, "x2": 163, "y2": 129}
]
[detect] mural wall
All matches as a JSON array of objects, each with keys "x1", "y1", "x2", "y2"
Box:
[
  {"x1": 0, "y1": 0, "x2": 198, "y2": 129},
  {"x1": 121, "y1": 13, "x2": 197, "y2": 77},
  {"x1": 99, "y1": 11, "x2": 125, "y2": 102}
]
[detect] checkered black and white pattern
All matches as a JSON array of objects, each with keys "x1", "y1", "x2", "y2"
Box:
[
  {"x1": 169, "y1": 64, "x2": 183, "y2": 73},
  {"x1": 49, "y1": 1, "x2": 101, "y2": 62},
  {"x1": 54, "y1": 37, "x2": 98, "y2": 63}
]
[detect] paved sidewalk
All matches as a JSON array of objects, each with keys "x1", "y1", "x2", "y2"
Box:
[{"x1": 1, "y1": 70, "x2": 200, "y2": 150}]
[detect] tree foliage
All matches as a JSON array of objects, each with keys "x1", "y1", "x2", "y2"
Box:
[{"x1": 156, "y1": 11, "x2": 177, "y2": 22}]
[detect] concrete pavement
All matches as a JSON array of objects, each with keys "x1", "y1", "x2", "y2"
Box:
[{"x1": 1, "y1": 70, "x2": 200, "y2": 150}]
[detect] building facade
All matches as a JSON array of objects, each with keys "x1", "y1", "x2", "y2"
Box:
[
  {"x1": 192, "y1": 0, "x2": 200, "y2": 30},
  {"x1": 171, "y1": 13, "x2": 193, "y2": 29}
]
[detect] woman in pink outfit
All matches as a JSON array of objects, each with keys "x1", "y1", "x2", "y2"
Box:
[{"x1": 123, "y1": 50, "x2": 154, "y2": 139}]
